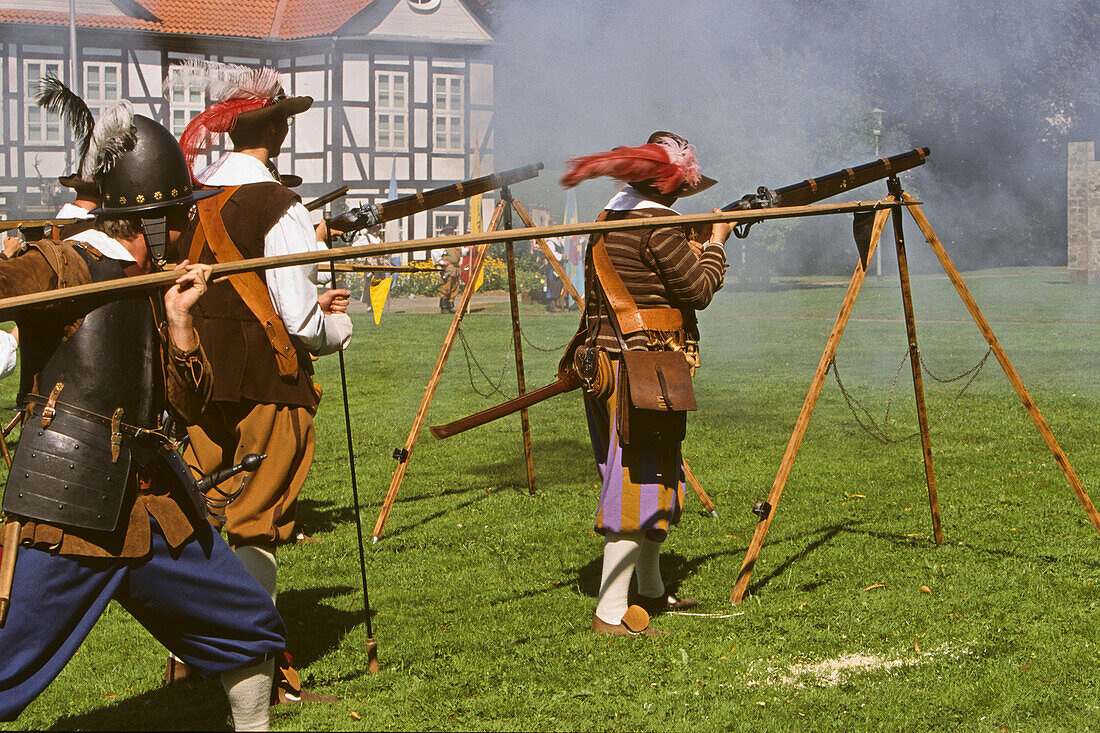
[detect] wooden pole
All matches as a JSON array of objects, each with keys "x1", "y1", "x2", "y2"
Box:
[
  {"x1": 888, "y1": 182, "x2": 943, "y2": 544},
  {"x1": 0, "y1": 200, "x2": 903, "y2": 320},
  {"x1": 371, "y1": 201, "x2": 508, "y2": 543},
  {"x1": 501, "y1": 190, "x2": 536, "y2": 494},
  {"x1": 0, "y1": 519, "x2": 18, "y2": 625},
  {"x1": 730, "y1": 206, "x2": 892, "y2": 604},
  {"x1": 508, "y1": 198, "x2": 584, "y2": 305},
  {"x1": 682, "y1": 458, "x2": 718, "y2": 517},
  {"x1": 902, "y1": 194, "x2": 1100, "y2": 536}
]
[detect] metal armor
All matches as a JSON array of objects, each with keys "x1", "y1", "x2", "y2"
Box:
[{"x1": 3, "y1": 249, "x2": 160, "y2": 532}]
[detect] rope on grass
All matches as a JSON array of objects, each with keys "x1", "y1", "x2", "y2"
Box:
[{"x1": 829, "y1": 345, "x2": 992, "y2": 444}]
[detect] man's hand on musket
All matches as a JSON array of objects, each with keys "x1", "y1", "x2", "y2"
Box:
[
  {"x1": 164, "y1": 260, "x2": 212, "y2": 351},
  {"x1": 708, "y1": 209, "x2": 734, "y2": 246},
  {"x1": 315, "y1": 219, "x2": 329, "y2": 243},
  {"x1": 318, "y1": 288, "x2": 350, "y2": 315}
]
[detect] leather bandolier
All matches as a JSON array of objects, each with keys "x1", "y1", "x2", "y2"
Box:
[
  {"x1": 186, "y1": 182, "x2": 319, "y2": 409},
  {"x1": 3, "y1": 250, "x2": 166, "y2": 532}
]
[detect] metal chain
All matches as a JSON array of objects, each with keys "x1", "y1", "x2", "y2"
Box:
[
  {"x1": 829, "y1": 345, "x2": 993, "y2": 444},
  {"x1": 456, "y1": 328, "x2": 512, "y2": 399},
  {"x1": 520, "y1": 327, "x2": 573, "y2": 353}
]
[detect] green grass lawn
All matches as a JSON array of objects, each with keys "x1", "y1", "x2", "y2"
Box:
[{"x1": 3, "y1": 266, "x2": 1098, "y2": 731}]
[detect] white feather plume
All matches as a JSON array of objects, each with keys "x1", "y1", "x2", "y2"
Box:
[
  {"x1": 164, "y1": 59, "x2": 283, "y2": 103},
  {"x1": 82, "y1": 100, "x2": 135, "y2": 180}
]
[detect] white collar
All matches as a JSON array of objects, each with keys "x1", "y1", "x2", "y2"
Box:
[
  {"x1": 197, "y1": 152, "x2": 276, "y2": 186},
  {"x1": 64, "y1": 228, "x2": 137, "y2": 264},
  {"x1": 604, "y1": 185, "x2": 679, "y2": 214},
  {"x1": 55, "y1": 203, "x2": 94, "y2": 220}
]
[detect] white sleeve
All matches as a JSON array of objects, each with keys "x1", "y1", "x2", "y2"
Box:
[
  {"x1": 263, "y1": 202, "x2": 353, "y2": 355},
  {"x1": 0, "y1": 330, "x2": 17, "y2": 379}
]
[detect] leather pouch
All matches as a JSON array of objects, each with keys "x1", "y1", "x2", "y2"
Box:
[
  {"x1": 575, "y1": 344, "x2": 614, "y2": 400},
  {"x1": 616, "y1": 350, "x2": 695, "y2": 445}
]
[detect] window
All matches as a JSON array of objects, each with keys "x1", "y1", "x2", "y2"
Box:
[
  {"x1": 432, "y1": 74, "x2": 463, "y2": 152},
  {"x1": 170, "y1": 80, "x2": 205, "y2": 136},
  {"x1": 84, "y1": 63, "x2": 122, "y2": 121},
  {"x1": 375, "y1": 71, "x2": 408, "y2": 152},
  {"x1": 26, "y1": 61, "x2": 62, "y2": 144},
  {"x1": 433, "y1": 211, "x2": 461, "y2": 237}
]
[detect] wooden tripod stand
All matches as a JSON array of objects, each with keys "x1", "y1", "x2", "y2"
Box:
[
  {"x1": 370, "y1": 189, "x2": 581, "y2": 542},
  {"x1": 730, "y1": 176, "x2": 1100, "y2": 604},
  {"x1": 371, "y1": 190, "x2": 720, "y2": 542}
]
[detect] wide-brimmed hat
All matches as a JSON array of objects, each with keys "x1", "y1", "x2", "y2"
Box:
[
  {"x1": 561, "y1": 130, "x2": 716, "y2": 198},
  {"x1": 166, "y1": 61, "x2": 311, "y2": 170},
  {"x1": 234, "y1": 93, "x2": 312, "y2": 130}
]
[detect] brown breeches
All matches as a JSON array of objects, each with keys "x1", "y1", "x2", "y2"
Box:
[
  {"x1": 438, "y1": 273, "x2": 461, "y2": 300},
  {"x1": 185, "y1": 401, "x2": 316, "y2": 548}
]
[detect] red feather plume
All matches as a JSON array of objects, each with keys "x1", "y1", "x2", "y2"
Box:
[
  {"x1": 564, "y1": 142, "x2": 697, "y2": 194},
  {"x1": 179, "y1": 97, "x2": 268, "y2": 171}
]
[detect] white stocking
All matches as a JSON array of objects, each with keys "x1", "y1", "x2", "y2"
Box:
[
  {"x1": 635, "y1": 535, "x2": 666, "y2": 599},
  {"x1": 221, "y1": 658, "x2": 274, "y2": 731},
  {"x1": 594, "y1": 531, "x2": 642, "y2": 625},
  {"x1": 235, "y1": 545, "x2": 277, "y2": 604}
]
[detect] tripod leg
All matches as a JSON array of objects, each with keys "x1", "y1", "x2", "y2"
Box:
[
  {"x1": 510, "y1": 198, "x2": 584, "y2": 305},
  {"x1": 902, "y1": 194, "x2": 1100, "y2": 536},
  {"x1": 501, "y1": 191, "x2": 536, "y2": 494},
  {"x1": 371, "y1": 201, "x2": 508, "y2": 543},
  {"x1": 731, "y1": 207, "x2": 892, "y2": 604},
  {"x1": 888, "y1": 181, "x2": 943, "y2": 544},
  {"x1": 682, "y1": 458, "x2": 718, "y2": 517}
]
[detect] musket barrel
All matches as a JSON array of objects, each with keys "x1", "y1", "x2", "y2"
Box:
[
  {"x1": 329, "y1": 162, "x2": 544, "y2": 233},
  {"x1": 725, "y1": 147, "x2": 930, "y2": 211}
]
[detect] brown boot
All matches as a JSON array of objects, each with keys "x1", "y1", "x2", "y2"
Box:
[
  {"x1": 637, "y1": 593, "x2": 699, "y2": 616},
  {"x1": 271, "y1": 653, "x2": 339, "y2": 706},
  {"x1": 164, "y1": 655, "x2": 195, "y2": 685},
  {"x1": 590, "y1": 605, "x2": 665, "y2": 637}
]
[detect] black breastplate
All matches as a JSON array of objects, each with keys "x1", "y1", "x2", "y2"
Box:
[{"x1": 3, "y1": 250, "x2": 161, "y2": 532}]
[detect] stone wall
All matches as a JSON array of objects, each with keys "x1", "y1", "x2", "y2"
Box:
[{"x1": 1067, "y1": 141, "x2": 1100, "y2": 284}]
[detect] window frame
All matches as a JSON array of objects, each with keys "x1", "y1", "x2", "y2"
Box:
[
  {"x1": 375, "y1": 70, "x2": 409, "y2": 152},
  {"x1": 25, "y1": 60, "x2": 64, "y2": 145},
  {"x1": 431, "y1": 73, "x2": 464, "y2": 153}
]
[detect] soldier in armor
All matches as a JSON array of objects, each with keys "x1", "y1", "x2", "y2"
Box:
[
  {"x1": 165, "y1": 61, "x2": 351, "y2": 703},
  {"x1": 0, "y1": 101, "x2": 286, "y2": 730}
]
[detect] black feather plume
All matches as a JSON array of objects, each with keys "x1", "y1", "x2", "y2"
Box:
[{"x1": 36, "y1": 73, "x2": 95, "y2": 163}]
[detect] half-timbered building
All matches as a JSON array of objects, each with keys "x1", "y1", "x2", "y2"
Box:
[{"x1": 0, "y1": 0, "x2": 495, "y2": 249}]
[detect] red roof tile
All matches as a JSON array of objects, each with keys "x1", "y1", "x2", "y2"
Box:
[{"x1": 0, "y1": 0, "x2": 382, "y2": 40}]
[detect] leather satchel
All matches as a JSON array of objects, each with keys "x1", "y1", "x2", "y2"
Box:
[{"x1": 588, "y1": 229, "x2": 697, "y2": 445}]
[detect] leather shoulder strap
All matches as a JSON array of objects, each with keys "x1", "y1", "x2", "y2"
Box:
[
  {"x1": 590, "y1": 212, "x2": 647, "y2": 336},
  {"x1": 194, "y1": 187, "x2": 300, "y2": 380}
]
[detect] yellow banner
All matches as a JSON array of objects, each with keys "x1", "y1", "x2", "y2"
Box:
[{"x1": 369, "y1": 276, "x2": 392, "y2": 325}]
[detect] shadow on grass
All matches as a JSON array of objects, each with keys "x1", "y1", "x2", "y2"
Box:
[
  {"x1": 277, "y1": 585, "x2": 364, "y2": 667},
  {"x1": 47, "y1": 677, "x2": 231, "y2": 731},
  {"x1": 487, "y1": 546, "x2": 744, "y2": 609},
  {"x1": 372, "y1": 487, "x2": 496, "y2": 542}
]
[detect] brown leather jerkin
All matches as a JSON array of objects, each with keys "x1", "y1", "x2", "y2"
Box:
[{"x1": 188, "y1": 186, "x2": 300, "y2": 381}]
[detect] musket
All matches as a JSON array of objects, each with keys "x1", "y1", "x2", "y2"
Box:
[
  {"x1": 430, "y1": 371, "x2": 581, "y2": 439},
  {"x1": 305, "y1": 186, "x2": 349, "y2": 213},
  {"x1": 0, "y1": 199, "x2": 902, "y2": 320},
  {"x1": 329, "y1": 162, "x2": 544, "y2": 233},
  {"x1": 711, "y1": 147, "x2": 930, "y2": 239},
  {"x1": 0, "y1": 217, "x2": 82, "y2": 231},
  {"x1": 429, "y1": 148, "x2": 931, "y2": 439}
]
